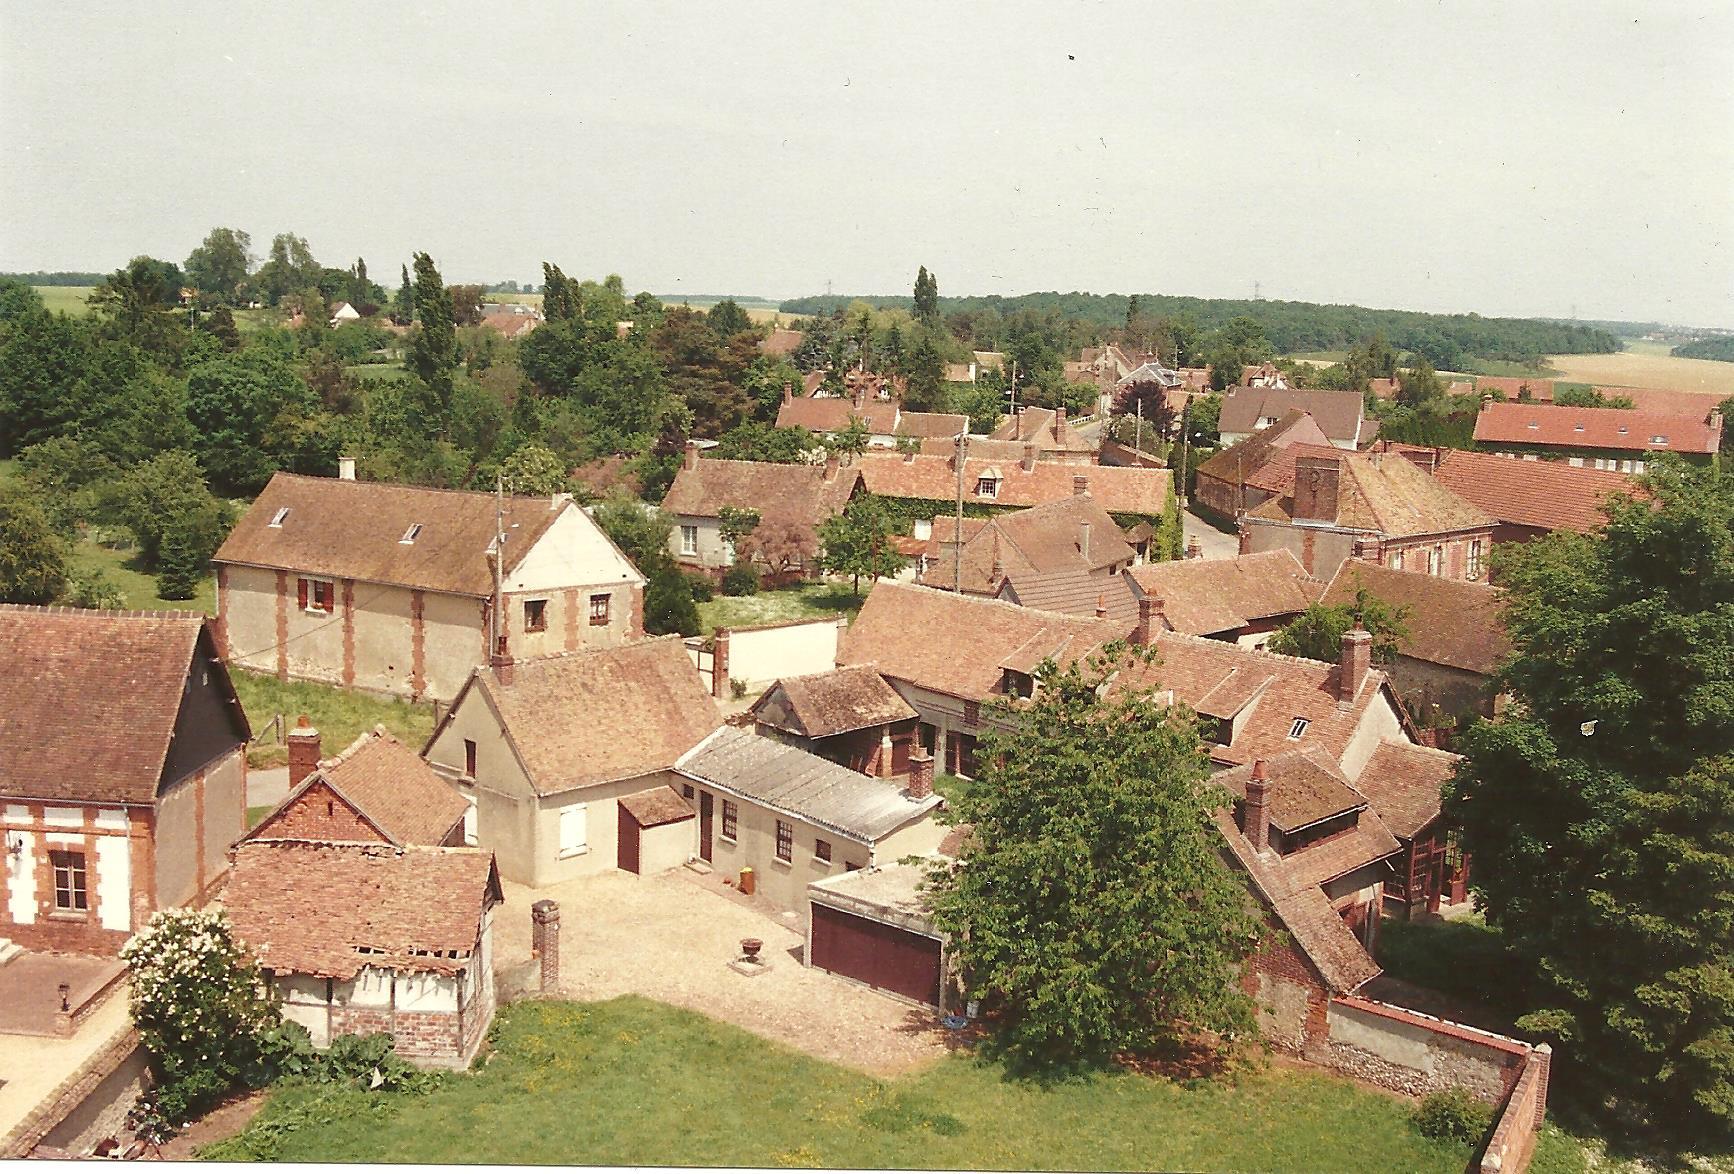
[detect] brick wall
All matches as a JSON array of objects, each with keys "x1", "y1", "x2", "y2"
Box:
[
  {"x1": 255, "y1": 781, "x2": 389, "y2": 844},
  {"x1": 1312, "y1": 996, "x2": 1527, "y2": 1104}
]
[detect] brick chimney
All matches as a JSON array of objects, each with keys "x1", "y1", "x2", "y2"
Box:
[
  {"x1": 907, "y1": 749, "x2": 934, "y2": 800},
  {"x1": 1072, "y1": 474, "x2": 1089, "y2": 496},
  {"x1": 1292, "y1": 454, "x2": 1342, "y2": 523},
  {"x1": 877, "y1": 730, "x2": 895, "y2": 778},
  {"x1": 683, "y1": 440, "x2": 700, "y2": 472},
  {"x1": 286, "y1": 715, "x2": 321, "y2": 790},
  {"x1": 782, "y1": 381, "x2": 793, "y2": 404},
  {"x1": 491, "y1": 634, "x2": 516, "y2": 686},
  {"x1": 712, "y1": 629, "x2": 731, "y2": 698},
  {"x1": 1134, "y1": 594, "x2": 1165, "y2": 644},
  {"x1": 822, "y1": 449, "x2": 840, "y2": 481},
  {"x1": 531, "y1": 900, "x2": 560, "y2": 992},
  {"x1": 1339, "y1": 626, "x2": 1372, "y2": 704},
  {"x1": 1243, "y1": 759, "x2": 1272, "y2": 853},
  {"x1": 1352, "y1": 534, "x2": 1383, "y2": 563},
  {"x1": 1185, "y1": 536, "x2": 1202, "y2": 560},
  {"x1": 1078, "y1": 520, "x2": 1091, "y2": 562},
  {"x1": 1054, "y1": 406, "x2": 1067, "y2": 438},
  {"x1": 1021, "y1": 442, "x2": 1037, "y2": 472},
  {"x1": 1014, "y1": 407, "x2": 1028, "y2": 441},
  {"x1": 1094, "y1": 592, "x2": 1108, "y2": 619}
]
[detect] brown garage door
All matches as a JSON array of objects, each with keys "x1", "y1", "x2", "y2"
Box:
[{"x1": 810, "y1": 904, "x2": 942, "y2": 1006}]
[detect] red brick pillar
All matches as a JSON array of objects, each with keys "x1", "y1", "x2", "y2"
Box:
[
  {"x1": 531, "y1": 900, "x2": 560, "y2": 992},
  {"x1": 908, "y1": 750, "x2": 934, "y2": 800},
  {"x1": 712, "y1": 630, "x2": 731, "y2": 699},
  {"x1": 1531, "y1": 1044, "x2": 1552, "y2": 1126},
  {"x1": 287, "y1": 716, "x2": 322, "y2": 790}
]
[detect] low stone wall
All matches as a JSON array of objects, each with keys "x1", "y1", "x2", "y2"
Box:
[
  {"x1": 1, "y1": 1027, "x2": 143, "y2": 1159},
  {"x1": 1314, "y1": 996, "x2": 1529, "y2": 1104}
]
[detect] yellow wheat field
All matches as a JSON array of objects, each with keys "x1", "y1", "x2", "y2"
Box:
[{"x1": 1549, "y1": 351, "x2": 1734, "y2": 397}]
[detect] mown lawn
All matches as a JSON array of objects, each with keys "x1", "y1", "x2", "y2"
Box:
[
  {"x1": 31, "y1": 285, "x2": 96, "y2": 316},
  {"x1": 1375, "y1": 914, "x2": 1523, "y2": 1026},
  {"x1": 229, "y1": 668, "x2": 436, "y2": 768},
  {"x1": 198, "y1": 996, "x2": 1561, "y2": 1171},
  {"x1": 67, "y1": 538, "x2": 215, "y2": 613},
  {"x1": 696, "y1": 581, "x2": 862, "y2": 633}
]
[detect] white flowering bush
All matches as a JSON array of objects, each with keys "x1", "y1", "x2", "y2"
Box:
[{"x1": 121, "y1": 908, "x2": 283, "y2": 1126}]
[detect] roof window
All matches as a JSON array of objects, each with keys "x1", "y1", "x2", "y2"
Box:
[
  {"x1": 1526, "y1": 421, "x2": 1539, "y2": 430},
  {"x1": 268, "y1": 507, "x2": 290, "y2": 528},
  {"x1": 1573, "y1": 423, "x2": 1585, "y2": 432},
  {"x1": 1288, "y1": 717, "x2": 1310, "y2": 740},
  {"x1": 1651, "y1": 435, "x2": 1668, "y2": 445},
  {"x1": 400, "y1": 523, "x2": 423, "y2": 545}
]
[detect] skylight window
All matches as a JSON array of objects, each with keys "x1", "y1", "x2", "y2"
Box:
[
  {"x1": 1288, "y1": 717, "x2": 1310, "y2": 740},
  {"x1": 268, "y1": 507, "x2": 290, "y2": 527},
  {"x1": 400, "y1": 524, "x2": 423, "y2": 545},
  {"x1": 1651, "y1": 435, "x2": 1668, "y2": 445}
]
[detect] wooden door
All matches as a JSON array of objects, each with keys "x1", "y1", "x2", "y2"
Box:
[
  {"x1": 699, "y1": 792, "x2": 714, "y2": 863},
  {"x1": 618, "y1": 805, "x2": 641, "y2": 874},
  {"x1": 810, "y1": 905, "x2": 942, "y2": 1006}
]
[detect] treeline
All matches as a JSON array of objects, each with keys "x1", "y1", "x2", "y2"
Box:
[
  {"x1": 781, "y1": 290, "x2": 1620, "y2": 369},
  {"x1": 1, "y1": 271, "x2": 106, "y2": 286},
  {"x1": 1672, "y1": 336, "x2": 1734, "y2": 362}
]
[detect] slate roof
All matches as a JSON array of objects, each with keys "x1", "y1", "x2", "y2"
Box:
[
  {"x1": 676, "y1": 726, "x2": 941, "y2": 843},
  {"x1": 1218, "y1": 388, "x2": 1367, "y2": 446},
  {"x1": 1319, "y1": 561, "x2": 1509, "y2": 675},
  {"x1": 921, "y1": 495, "x2": 1135, "y2": 593},
  {"x1": 748, "y1": 665, "x2": 918, "y2": 738},
  {"x1": 1356, "y1": 739, "x2": 1458, "y2": 841},
  {"x1": 215, "y1": 473, "x2": 616, "y2": 598},
  {"x1": 838, "y1": 582, "x2": 1124, "y2": 703},
  {"x1": 0, "y1": 607, "x2": 245, "y2": 805},
  {"x1": 1402, "y1": 446, "x2": 1639, "y2": 534},
  {"x1": 1248, "y1": 450, "x2": 1495, "y2": 538},
  {"x1": 1473, "y1": 401, "x2": 1721, "y2": 455},
  {"x1": 857, "y1": 453, "x2": 1171, "y2": 516},
  {"x1": 251, "y1": 728, "x2": 468, "y2": 847},
  {"x1": 661, "y1": 456, "x2": 860, "y2": 526},
  {"x1": 1126, "y1": 550, "x2": 1320, "y2": 637},
  {"x1": 223, "y1": 842, "x2": 501, "y2": 979},
  {"x1": 618, "y1": 784, "x2": 696, "y2": 828},
  {"x1": 441, "y1": 635, "x2": 723, "y2": 796}
]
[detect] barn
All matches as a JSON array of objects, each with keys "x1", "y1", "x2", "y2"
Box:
[{"x1": 806, "y1": 861, "x2": 950, "y2": 1009}]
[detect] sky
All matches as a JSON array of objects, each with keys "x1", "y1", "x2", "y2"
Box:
[{"x1": 3, "y1": 2, "x2": 1731, "y2": 326}]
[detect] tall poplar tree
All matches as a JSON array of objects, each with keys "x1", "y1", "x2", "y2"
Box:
[
  {"x1": 408, "y1": 252, "x2": 457, "y2": 434},
  {"x1": 913, "y1": 265, "x2": 939, "y2": 324}
]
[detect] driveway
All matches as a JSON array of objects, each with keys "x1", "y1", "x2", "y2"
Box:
[
  {"x1": 1182, "y1": 508, "x2": 1241, "y2": 560},
  {"x1": 489, "y1": 869, "x2": 953, "y2": 1077},
  {"x1": 246, "y1": 767, "x2": 288, "y2": 811}
]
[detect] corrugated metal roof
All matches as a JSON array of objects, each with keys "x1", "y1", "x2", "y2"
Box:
[{"x1": 674, "y1": 727, "x2": 941, "y2": 843}]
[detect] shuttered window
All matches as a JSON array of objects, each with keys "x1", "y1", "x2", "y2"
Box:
[
  {"x1": 298, "y1": 578, "x2": 334, "y2": 613},
  {"x1": 558, "y1": 804, "x2": 587, "y2": 858}
]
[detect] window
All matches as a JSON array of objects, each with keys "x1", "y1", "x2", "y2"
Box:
[
  {"x1": 399, "y1": 523, "x2": 423, "y2": 544},
  {"x1": 463, "y1": 739, "x2": 477, "y2": 778},
  {"x1": 974, "y1": 476, "x2": 1000, "y2": 498},
  {"x1": 962, "y1": 700, "x2": 980, "y2": 727},
  {"x1": 523, "y1": 598, "x2": 548, "y2": 633},
  {"x1": 1468, "y1": 539, "x2": 1484, "y2": 581},
  {"x1": 1651, "y1": 435, "x2": 1668, "y2": 445},
  {"x1": 775, "y1": 819, "x2": 793, "y2": 863},
  {"x1": 681, "y1": 783, "x2": 694, "y2": 801},
  {"x1": 1427, "y1": 546, "x2": 1442, "y2": 576},
  {"x1": 462, "y1": 794, "x2": 478, "y2": 846},
  {"x1": 297, "y1": 577, "x2": 334, "y2": 614},
  {"x1": 679, "y1": 525, "x2": 699, "y2": 556},
  {"x1": 268, "y1": 507, "x2": 290, "y2": 528},
  {"x1": 50, "y1": 850, "x2": 88, "y2": 913},
  {"x1": 814, "y1": 838, "x2": 832, "y2": 864},
  {"x1": 1288, "y1": 717, "x2": 1310, "y2": 740},
  {"x1": 721, "y1": 800, "x2": 738, "y2": 841},
  {"x1": 589, "y1": 594, "x2": 611, "y2": 626},
  {"x1": 558, "y1": 804, "x2": 587, "y2": 858}
]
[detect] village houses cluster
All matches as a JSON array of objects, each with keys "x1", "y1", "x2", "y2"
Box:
[{"x1": 7, "y1": 339, "x2": 1689, "y2": 1161}]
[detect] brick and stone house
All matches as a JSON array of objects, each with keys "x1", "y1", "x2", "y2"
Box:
[
  {"x1": 1125, "y1": 549, "x2": 1320, "y2": 647},
  {"x1": 422, "y1": 635, "x2": 724, "y2": 887},
  {"x1": 221, "y1": 841, "x2": 502, "y2": 1067},
  {"x1": 672, "y1": 726, "x2": 946, "y2": 916},
  {"x1": 1239, "y1": 448, "x2": 1496, "y2": 582},
  {"x1": 1217, "y1": 388, "x2": 1375, "y2": 451},
  {"x1": 214, "y1": 470, "x2": 646, "y2": 702},
  {"x1": 856, "y1": 451, "x2": 1172, "y2": 523},
  {"x1": 0, "y1": 607, "x2": 250, "y2": 955},
  {"x1": 1319, "y1": 559, "x2": 1510, "y2": 726},
  {"x1": 660, "y1": 444, "x2": 860, "y2": 575},
  {"x1": 1378, "y1": 442, "x2": 1641, "y2": 546},
  {"x1": 748, "y1": 664, "x2": 922, "y2": 776},
  {"x1": 918, "y1": 493, "x2": 1138, "y2": 595},
  {"x1": 1192, "y1": 410, "x2": 1332, "y2": 521},
  {"x1": 1354, "y1": 739, "x2": 1469, "y2": 919},
  {"x1": 1472, "y1": 399, "x2": 1721, "y2": 473}
]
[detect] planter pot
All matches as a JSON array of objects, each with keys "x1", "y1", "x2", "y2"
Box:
[{"x1": 740, "y1": 938, "x2": 763, "y2": 961}]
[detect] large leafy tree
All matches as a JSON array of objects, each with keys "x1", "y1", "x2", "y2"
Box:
[
  {"x1": 706, "y1": 298, "x2": 752, "y2": 339},
  {"x1": 927, "y1": 645, "x2": 1261, "y2": 1073},
  {"x1": 817, "y1": 494, "x2": 905, "y2": 596},
  {"x1": 1445, "y1": 461, "x2": 1734, "y2": 1139},
  {"x1": 254, "y1": 233, "x2": 319, "y2": 306},
  {"x1": 184, "y1": 227, "x2": 254, "y2": 304},
  {"x1": 0, "y1": 482, "x2": 68, "y2": 604},
  {"x1": 913, "y1": 265, "x2": 939, "y2": 324},
  {"x1": 1268, "y1": 585, "x2": 1410, "y2": 665},
  {"x1": 185, "y1": 348, "x2": 310, "y2": 494}
]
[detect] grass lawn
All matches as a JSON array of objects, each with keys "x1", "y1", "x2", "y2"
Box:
[
  {"x1": 32, "y1": 285, "x2": 96, "y2": 316},
  {"x1": 68, "y1": 539, "x2": 216, "y2": 613},
  {"x1": 697, "y1": 581, "x2": 863, "y2": 634},
  {"x1": 1375, "y1": 914, "x2": 1523, "y2": 1027},
  {"x1": 197, "y1": 996, "x2": 1559, "y2": 1171},
  {"x1": 229, "y1": 668, "x2": 436, "y2": 768},
  {"x1": 245, "y1": 805, "x2": 275, "y2": 828}
]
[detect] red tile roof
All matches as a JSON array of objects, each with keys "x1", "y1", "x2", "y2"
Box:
[
  {"x1": 661, "y1": 457, "x2": 860, "y2": 528},
  {"x1": 1388, "y1": 445, "x2": 1640, "y2": 534},
  {"x1": 1355, "y1": 739, "x2": 1458, "y2": 840},
  {"x1": 252, "y1": 728, "x2": 468, "y2": 847},
  {"x1": 1319, "y1": 561, "x2": 1508, "y2": 675},
  {"x1": 989, "y1": 407, "x2": 1095, "y2": 454},
  {"x1": 920, "y1": 495, "x2": 1135, "y2": 593},
  {"x1": 1474, "y1": 376, "x2": 1553, "y2": 401},
  {"x1": 0, "y1": 607, "x2": 245, "y2": 805},
  {"x1": 1126, "y1": 550, "x2": 1320, "y2": 637},
  {"x1": 223, "y1": 842, "x2": 501, "y2": 979},
  {"x1": 758, "y1": 328, "x2": 804, "y2": 357},
  {"x1": 1194, "y1": 411, "x2": 1332, "y2": 495},
  {"x1": 1248, "y1": 449, "x2": 1495, "y2": 538},
  {"x1": 748, "y1": 665, "x2": 918, "y2": 738},
  {"x1": 618, "y1": 784, "x2": 695, "y2": 828},
  {"x1": 1219, "y1": 388, "x2": 1367, "y2": 446},
  {"x1": 1473, "y1": 401, "x2": 1721, "y2": 455},
  {"x1": 1215, "y1": 749, "x2": 1366, "y2": 833},
  {"x1": 1000, "y1": 569, "x2": 1140, "y2": 627},
  {"x1": 857, "y1": 453, "x2": 1171, "y2": 516},
  {"x1": 776, "y1": 396, "x2": 899, "y2": 434}
]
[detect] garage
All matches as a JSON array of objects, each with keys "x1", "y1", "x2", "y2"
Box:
[{"x1": 807, "y1": 863, "x2": 946, "y2": 1007}]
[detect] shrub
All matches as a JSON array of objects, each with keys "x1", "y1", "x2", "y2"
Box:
[
  {"x1": 720, "y1": 563, "x2": 761, "y2": 597},
  {"x1": 61, "y1": 565, "x2": 126, "y2": 609},
  {"x1": 686, "y1": 573, "x2": 714, "y2": 602},
  {"x1": 1411, "y1": 1087, "x2": 1494, "y2": 1144}
]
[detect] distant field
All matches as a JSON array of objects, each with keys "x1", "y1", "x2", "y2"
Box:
[
  {"x1": 33, "y1": 285, "x2": 96, "y2": 315},
  {"x1": 489, "y1": 291, "x2": 798, "y2": 326},
  {"x1": 1548, "y1": 350, "x2": 1734, "y2": 396}
]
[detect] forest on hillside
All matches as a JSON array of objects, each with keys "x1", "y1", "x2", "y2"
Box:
[{"x1": 1672, "y1": 336, "x2": 1734, "y2": 362}]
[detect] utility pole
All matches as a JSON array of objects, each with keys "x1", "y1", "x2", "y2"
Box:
[
  {"x1": 1135, "y1": 396, "x2": 1143, "y2": 455},
  {"x1": 953, "y1": 432, "x2": 968, "y2": 593},
  {"x1": 1007, "y1": 359, "x2": 1018, "y2": 419},
  {"x1": 490, "y1": 474, "x2": 506, "y2": 660},
  {"x1": 1178, "y1": 396, "x2": 1191, "y2": 510}
]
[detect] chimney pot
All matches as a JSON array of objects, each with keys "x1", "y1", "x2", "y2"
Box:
[
  {"x1": 286, "y1": 715, "x2": 322, "y2": 790},
  {"x1": 908, "y1": 749, "x2": 935, "y2": 800},
  {"x1": 337, "y1": 456, "x2": 356, "y2": 481},
  {"x1": 492, "y1": 634, "x2": 516, "y2": 686},
  {"x1": 1094, "y1": 592, "x2": 1108, "y2": 619},
  {"x1": 1244, "y1": 759, "x2": 1272, "y2": 852},
  {"x1": 1339, "y1": 626, "x2": 1372, "y2": 704},
  {"x1": 1072, "y1": 474, "x2": 1088, "y2": 496},
  {"x1": 1021, "y1": 442, "x2": 1037, "y2": 472}
]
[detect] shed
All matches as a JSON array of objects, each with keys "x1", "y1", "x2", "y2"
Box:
[
  {"x1": 807, "y1": 862, "x2": 949, "y2": 1007},
  {"x1": 615, "y1": 785, "x2": 695, "y2": 875}
]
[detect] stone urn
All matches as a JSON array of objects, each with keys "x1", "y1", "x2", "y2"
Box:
[{"x1": 740, "y1": 938, "x2": 763, "y2": 961}]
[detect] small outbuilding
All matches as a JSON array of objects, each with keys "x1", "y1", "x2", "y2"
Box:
[
  {"x1": 615, "y1": 785, "x2": 695, "y2": 875},
  {"x1": 807, "y1": 860, "x2": 950, "y2": 1008}
]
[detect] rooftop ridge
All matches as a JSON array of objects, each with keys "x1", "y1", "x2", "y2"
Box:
[
  {"x1": 490, "y1": 631, "x2": 689, "y2": 677},
  {"x1": 1374, "y1": 734, "x2": 1461, "y2": 761},
  {"x1": 269, "y1": 470, "x2": 579, "y2": 505},
  {"x1": 1153, "y1": 626, "x2": 1353, "y2": 673},
  {"x1": 881, "y1": 580, "x2": 1120, "y2": 629},
  {"x1": 0, "y1": 603, "x2": 207, "y2": 621}
]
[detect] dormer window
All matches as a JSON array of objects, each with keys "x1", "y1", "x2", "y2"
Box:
[
  {"x1": 975, "y1": 476, "x2": 1000, "y2": 498},
  {"x1": 268, "y1": 507, "x2": 290, "y2": 528},
  {"x1": 1001, "y1": 669, "x2": 1035, "y2": 700},
  {"x1": 400, "y1": 523, "x2": 423, "y2": 545},
  {"x1": 1573, "y1": 424, "x2": 1585, "y2": 432},
  {"x1": 1288, "y1": 717, "x2": 1310, "y2": 740}
]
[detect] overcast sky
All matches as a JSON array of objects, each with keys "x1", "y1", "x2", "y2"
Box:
[{"x1": 3, "y1": 3, "x2": 1730, "y2": 325}]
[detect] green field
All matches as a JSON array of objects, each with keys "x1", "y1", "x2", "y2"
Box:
[
  {"x1": 32, "y1": 285, "x2": 96, "y2": 315},
  {"x1": 229, "y1": 669, "x2": 436, "y2": 768},
  {"x1": 696, "y1": 581, "x2": 862, "y2": 634},
  {"x1": 68, "y1": 538, "x2": 216, "y2": 613},
  {"x1": 199, "y1": 997, "x2": 1581, "y2": 1171}
]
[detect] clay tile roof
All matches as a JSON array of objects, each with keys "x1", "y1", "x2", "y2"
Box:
[
  {"x1": 0, "y1": 607, "x2": 244, "y2": 805},
  {"x1": 314, "y1": 728, "x2": 469, "y2": 846},
  {"x1": 1355, "y1": 739, "x2": 1459, "y2": 840},
  {"x1": 676, "y1": 726, "x2": 941, "y2": 843},
  {"x1": 837, "y1": 582, "x2": 1124, "y2": 702},
  {"x1": 1219, "y1": 388, "x2": 1366, "y2": 445},
  {"x1": 988, "y1": 407, "x2": 1096, "y2": 453},
  {"x1": 465, "y1": 635, "x2": 724, "y2": 796},
  {"x1": 1215, "y1": 750, "x2": 1365, "y2": 833},
  {"x1": 1194, "y1": 411, "x2": 1331, "y2": 491},
  {"x1": 749, "y1": 665, "x2": 917, "y2": 738},
  {"x1": 856, "y1": 453, "x2": 1170, "y2": 516},
  {"x1": 776, "y1": 396, "x2": 899, "y2": 434},
  {"x1": 1319, "y1": 561, "x2": 1509, "y2": 675},
  {"x1": 922, "y1": 496, "x2": 1136, "y2": 592},
  {"x1": 1127, "y1": 550, "x2": 1320, "y2": 637},
  {"x1": 617, "y1": 784, "x2": 695, "y2": 828},
  {"x1": 1474, "y1": 376, "x2": 1553, "y2": 400},
  {"x1": 661, "y1": 457, "x2": 860, "y2": 527},
  {"x1": 1002, "y1": 569, "x2": 1140, "y2": 626},
  {"x1": 222, "y1": 842, "x2": 501, "y2": 980},
  {"x1": 1249, "y1": 450, "x2": 1495, "y2": 537},
  {"x1": 214, "y1": 473, "x2": 638, "y2": 598},
  {"x1": 1473, "y1": 400, "x2": 1720, "y2": 455},
  {"x1": 895, "y1": 410, "x2": 970, "y2": 439},
  {"x1": 1414, "y1": 447, "x2": 1640, "y2": 533},
  {"x1": 758, "y1": 328, "x2": 804, "y2": 357}
]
